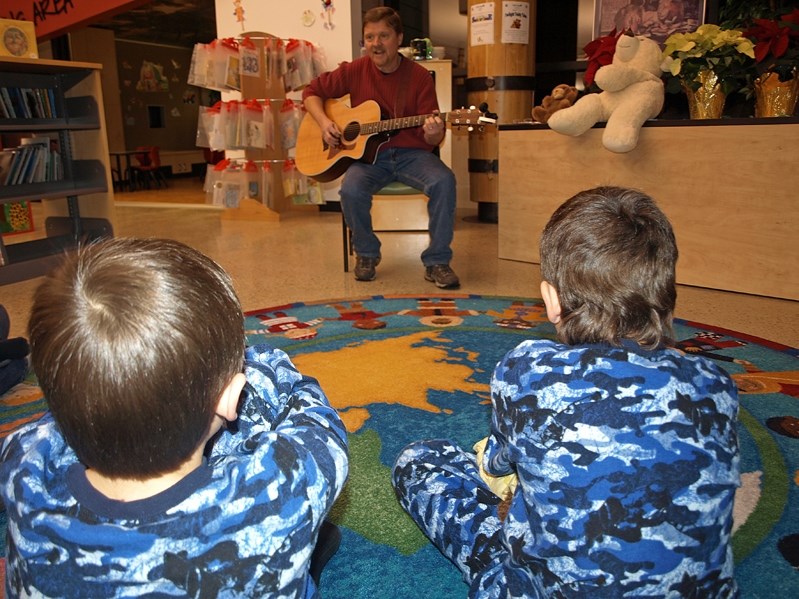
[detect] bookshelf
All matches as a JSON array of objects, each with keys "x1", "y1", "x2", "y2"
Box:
[{"x1": 0, "y1": 56, "x2": 114, "y2": 285}]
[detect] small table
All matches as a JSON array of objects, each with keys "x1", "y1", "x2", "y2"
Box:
[{"x1": 109, "y1": 150, "x2": 141, "y2": 192}]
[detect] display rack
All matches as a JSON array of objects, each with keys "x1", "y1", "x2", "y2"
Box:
[
  {"x1": 213, "y1": 32, "x2": 317, "y2": 222},
  {"x1": 0, "y1": 56, "x2": 114, "y2": 285}
]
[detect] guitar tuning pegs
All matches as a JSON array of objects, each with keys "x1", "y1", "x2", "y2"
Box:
[{"x1": 468, "y1": 125, "x2": 474, "y2": 132}]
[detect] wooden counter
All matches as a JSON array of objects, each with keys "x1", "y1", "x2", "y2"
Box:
[{"x1": 498, "y1": 119, "x2": 799, "y2": 301}]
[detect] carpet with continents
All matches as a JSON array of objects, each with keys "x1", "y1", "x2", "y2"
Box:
[{"x1": 1, "y1": 294, "x2": 797, "y2": 598}]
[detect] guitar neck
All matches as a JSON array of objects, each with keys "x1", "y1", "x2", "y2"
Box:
[{"x1": 360, "y1": 112, "x2": 452, "y2": 136}]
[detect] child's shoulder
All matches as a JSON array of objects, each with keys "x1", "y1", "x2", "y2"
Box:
[
  {"x1": 2, "y1": 411, "x2": 58, "y2": 453},
  {"x1": 502, "y1": 338, "x2": 726, "y2": 379},
  {"x1": 504, "y1": 338, "x2": 605, "y2": 364},
  {"x1": 1, "y1": 412, "x2": 74, "y2": 484}
]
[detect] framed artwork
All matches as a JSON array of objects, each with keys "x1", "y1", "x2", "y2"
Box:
[
  {"x1": 593, "y1": 0, "x2": 707, "y2": 45},
  {"x1": 1, "y1": 201, "x2": 34, "y2": 236},
  {"x1": 0, "y1": 19, "x2": 38, "y2": 59}
]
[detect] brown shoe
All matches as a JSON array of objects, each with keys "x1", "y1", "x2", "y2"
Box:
[
  {"x1": 425, "y1": 264, "x2": 460, "y2": 289},
  {"x1": 354, "y1": 256, "x2": 380, "y2": 281}
]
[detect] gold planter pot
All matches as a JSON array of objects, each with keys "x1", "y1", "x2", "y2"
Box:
[
  {"x1": 682, "y1": 70, "x2": 726, "y2": 119},
  {"x1": 754, "y1": 70, "x2": 799, "y2": 117}
]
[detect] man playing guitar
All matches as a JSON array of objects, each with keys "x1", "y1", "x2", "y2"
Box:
[{"x1": 302, "y1": 7, "x2": 459, "y2": 288}]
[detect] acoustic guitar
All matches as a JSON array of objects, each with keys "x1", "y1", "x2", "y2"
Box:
[{"x1": 295, "y1": 96, "x2": 495, "y2": 182}]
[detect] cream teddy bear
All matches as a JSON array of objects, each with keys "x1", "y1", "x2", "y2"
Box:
[{"x1": 547, "y1": 33, "x2": 664, "y2": 153}]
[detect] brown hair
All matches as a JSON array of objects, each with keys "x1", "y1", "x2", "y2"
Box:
[
  {"x1": 540, "y1": 186, "x2": 677, "y2": 348},
  {"x1": 29, "y1": 238, "x2": 244, "y2": 478},
  {"x1": 363, "y1": 7, "x2": 403, "y2": 36}
]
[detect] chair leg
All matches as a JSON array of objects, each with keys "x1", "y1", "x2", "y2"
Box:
[
  {"x1": 155, "y1": 169, "x2": 167, "y2": 188},
  {"x1": 341, "y1": 212, "x2": 349, "y2": 272}
]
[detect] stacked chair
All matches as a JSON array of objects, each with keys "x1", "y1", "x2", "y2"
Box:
[{"x1": 130, "y1": 146, "x2": 167, "y2": 190}]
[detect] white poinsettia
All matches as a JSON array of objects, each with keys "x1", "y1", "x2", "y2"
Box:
[{"x1": 662, "y1": 24, "x2": 756, "y2": 94}]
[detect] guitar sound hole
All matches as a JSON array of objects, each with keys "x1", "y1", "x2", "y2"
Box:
[{"x1": 342, "y1": 122, "x2": 360, "y2": 143}]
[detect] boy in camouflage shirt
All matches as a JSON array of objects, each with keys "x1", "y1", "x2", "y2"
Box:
[
  {"x1": 393, "y1": 186, "x2": 740, "y2": 598},
  {"x1": 1, "y1": 238, "x2": 348, "y2": 597}
]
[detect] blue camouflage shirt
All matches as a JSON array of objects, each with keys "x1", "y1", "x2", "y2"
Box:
[
  {"x1": 1, "y1": 345, "x2": 348, "y2": 598},
  {"x1": 481, "y1": 339, "x2": 740, "y2": 598}
]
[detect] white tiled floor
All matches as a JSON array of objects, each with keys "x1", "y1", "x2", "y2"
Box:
[{"x1": 3, "y1": 178, "x2": 798, "y2": 348}]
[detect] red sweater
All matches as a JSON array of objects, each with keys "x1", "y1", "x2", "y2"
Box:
[{"x1": 302, "y1": 56, "x2": 440, "y2": 152}]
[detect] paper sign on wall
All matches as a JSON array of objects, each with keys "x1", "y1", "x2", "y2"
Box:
[
  {"x1": 470, "y1": 2, "x2": 495, "y2": 47},
  {"x1": 501, "y1": 2, "x2": 530, "y2": 44}
]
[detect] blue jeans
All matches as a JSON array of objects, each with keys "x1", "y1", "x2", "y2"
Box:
[{"x1": 339, "y1": 148, "x2": 456, "y2": 266}]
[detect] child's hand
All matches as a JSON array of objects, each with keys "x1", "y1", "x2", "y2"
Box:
[{"x1": 473, "y1": 437, "x2": 518, "y2": 502}]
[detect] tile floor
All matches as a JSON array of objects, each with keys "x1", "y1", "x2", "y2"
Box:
[{"x1": 2, "y1": 177, "x2": 798, "y2": 348}]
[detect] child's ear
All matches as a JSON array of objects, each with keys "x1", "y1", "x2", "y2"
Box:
[
  {"x1": 216, "y1": 372, "x2": 246, "y2": 422},
  {"x1": 540, "y1": 280, "x2": 562, "y2": 325}
]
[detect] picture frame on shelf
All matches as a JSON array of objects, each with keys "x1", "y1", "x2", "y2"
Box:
[
  {"x1": 593, "y1": 0, "x2": 707, "y2": 45},
  {"x1": 0, "y1": 19, "x2": 38, "y2": 59}
]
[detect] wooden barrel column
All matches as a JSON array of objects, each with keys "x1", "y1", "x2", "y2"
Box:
[{"x1": 466, "y1": 1, "x2": 536, "y2": 223}]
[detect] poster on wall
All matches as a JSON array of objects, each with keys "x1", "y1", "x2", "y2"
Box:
[
  {"x1": 136, "y1": 60, "x2": 169, "y2": 92},
  {"x1": 501, "y1": 2, "x2": 530, "y2": 44},
  {"x1": 594, "y1": 0, "x2": 706, "y2": 45},
  {"x1": 470, "y1": 2, "x2": 495, "y2": 47}
]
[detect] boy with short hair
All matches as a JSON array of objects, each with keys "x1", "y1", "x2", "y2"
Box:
[
  {"x1": 393, "y1": 186, "x2": 740, "y2": 597},
  {"x1": 1, "y1": 237, "x2": 348, "y2": 597}
]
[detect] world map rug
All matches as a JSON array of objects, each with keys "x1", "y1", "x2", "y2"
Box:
[{"x1": 1, "y1": 294, "x2": 798, "y2": 598}]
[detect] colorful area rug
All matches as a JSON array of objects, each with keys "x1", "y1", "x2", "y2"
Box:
[{"x1": 1, "y1": 294, "x2": 798, "y2": 597}]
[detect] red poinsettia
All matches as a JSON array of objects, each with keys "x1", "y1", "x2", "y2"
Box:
[
  {"x1": 743, "y1": 9, "x2": 799, "y2": 79},
  {"x1": 583, "y1": 29, "x2": 622, "y2": 88}
]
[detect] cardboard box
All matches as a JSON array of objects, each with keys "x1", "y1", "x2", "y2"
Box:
[{"x1": 0, "y1": 19, "x2": 38, "y2": 59}]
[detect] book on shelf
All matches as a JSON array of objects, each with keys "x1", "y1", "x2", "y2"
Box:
[
  {"x1": 0, "y1": 148, "x2": 16, "y2": 185},
  {"x1": 6, "y1": 145, "x2": 28, "y2": 185},
  {"x1": 1, "y1": 135, "x2": 62, "y2": 186},
  {"x1": 0, "y1": 87, "x2": 14, "y2": 118},
  {"x1": 20, "y1": 138, "x2": 48, "y2": 183},
  {"x1": 32, "y1": 88, "x2": 46, "y2": 118},
  {"x1": 9, "y1": 88, "x2": 26, "y2": 119},
  {"x1": 20, "y1": 88, "x2": 37, "y2": 119},
  {"x1": 47, "y1": 88, "x2": 58, "y2": 118},
  {"x1": 50, "y1": 149, "x2": 62, "y2": 181},
  {"x1": 36, "y1": 88, "x2": 51, "y2": 118},
  {"x1": 0, "y1": 86, "x2": 59, "y2": 119},
  {"x1": 11, "y1": 144, "x2": 34, "y2": 185},
  {"x1": 8, "y1": 87, "x2": 30, "y2": 118}
]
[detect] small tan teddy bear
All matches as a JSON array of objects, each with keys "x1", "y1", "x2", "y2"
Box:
[{"x1": 532, "y1": 84, "x2": 579, "y2": 124}]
